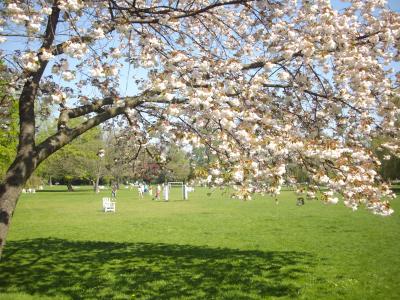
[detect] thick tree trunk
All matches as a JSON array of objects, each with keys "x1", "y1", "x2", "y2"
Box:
[
  {"x1": 0, "y1": 154, "x2": 36, "y2": 259},
  {"x1": 0, "y1": 183, "x2": 22, "y2": 259}
]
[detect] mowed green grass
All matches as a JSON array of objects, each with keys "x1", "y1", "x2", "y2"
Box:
[{"x1": 0, "y1": 186, "x2": 399, "y2": 300}]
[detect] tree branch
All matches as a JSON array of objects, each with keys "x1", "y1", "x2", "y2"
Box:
[
  {"x1": 18, "y1": 3, "x2": 60, "y2": 152},
  {"x1": 262, "y1": 83, "x2": 362, "y2": 113},
  {"x1": 39, "y1": 88, "x2": 189, "y2": 163},
  {"x1": 242, "y1": 51, "x2": 303, "y2": 71},
  {"x1": 57, "y1": 97, "x2": 114, "y2": 130},
  {"x1": 36, "y1": 97, "x2": 143, "y2": 164}
]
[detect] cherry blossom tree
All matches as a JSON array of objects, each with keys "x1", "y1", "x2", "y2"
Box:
[{"x1": 0, "y1": 0, "x2": 399, "y2": 257}]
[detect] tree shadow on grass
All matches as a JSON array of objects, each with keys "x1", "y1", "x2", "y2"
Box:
[{"x1": 0, "y1": 239, "x2": 314, "y2": 299}]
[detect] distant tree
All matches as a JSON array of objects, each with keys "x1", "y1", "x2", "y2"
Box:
[
  {"x1": 287, "y1": 164, "x2": 310, "y2": 184},
  {"x1": 164, "y1": 146, "x2": 191, "y2": 182},
  {"x1": 37, "y1": 121, "x2": 104, "y2": 191},
  {"x1": 102, "y1": 134, "x2": 190, "y2": 184},
  {"x1": 371, "y1": 93, "x2": 400, "y2": 181},
  {"x1": 377, "y1": 149, "x2": 400, "y2": 181},
  {"x1": 103, "y1": 134, "x2": 134, "y2": 187}
]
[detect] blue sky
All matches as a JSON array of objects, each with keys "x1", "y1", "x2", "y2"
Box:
[
  {"x1": 332, "y1": 0, "x2": 400, "y2": 11},
  {"x1": 385, "y1": 0, "x2": 399, "y2": 11}
]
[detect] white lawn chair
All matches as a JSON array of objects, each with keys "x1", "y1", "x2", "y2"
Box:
[{"x1": 102, "y1": 197, "x2": 116, "y2": 212}]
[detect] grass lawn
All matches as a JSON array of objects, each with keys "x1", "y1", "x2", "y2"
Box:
[{"x1": 0, "y1": 185, "x2": 399, "y2": 299}]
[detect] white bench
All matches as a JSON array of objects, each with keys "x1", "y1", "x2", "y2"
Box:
[{"x1": 102, "y1": 197, "x2": 116, "y2": 212}]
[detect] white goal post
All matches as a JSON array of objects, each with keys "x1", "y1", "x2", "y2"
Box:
[{"x1": 167, "y1": 182, "x2": 189, "y2": 200}]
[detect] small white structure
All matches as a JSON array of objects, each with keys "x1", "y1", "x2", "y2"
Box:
[
  {"x1": 183, "y1": 184, "x2": 188, "y2": 200},
  {"x1": 163, "y1": 183, "x2": 169, "y2": 201},
  {"x1": 168, "y1": 182, "x2": 192, "y2": 200},
  {"x1": 168, "y1": 181, "x2": 183, "y2": 189},
  {"x1": 102, "y1": 197, "x2": 116, "y2": 212}
]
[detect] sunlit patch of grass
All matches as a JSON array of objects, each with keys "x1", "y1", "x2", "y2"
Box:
[{"x1": 0, "y1": 186, "x2": 399, "y2": 299}]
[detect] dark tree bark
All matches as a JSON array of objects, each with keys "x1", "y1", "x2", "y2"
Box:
[
  {"x1": 66, "y1": 182, "x2": 74, "y2": 192},
  {"x1": 95, "y1": 176, "x2": 100, "y2": 193},
  {"x1": 0, "y1": 3, "x2": 61, "y2": 259},
  {"x1": 0, "y1": 153, "x2": 38, "y2": 258}
]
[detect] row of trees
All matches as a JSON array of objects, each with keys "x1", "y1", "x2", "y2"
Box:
[
  {"x1": 2, "y1": 99, "x2": 399, "y2": 189},
  {"x1": 2, "y1": 113, "x2": 399, "y2": 189},
  {"x1": 35, "y1": 123, "x2": 192, "y2": 190},
  {"x1": 1, "y1": 110, "x2": 193, "y2": 191}
]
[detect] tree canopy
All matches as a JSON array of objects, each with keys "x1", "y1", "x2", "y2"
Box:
[{"x1": 0, "y1": 0, "x2": 399, "y2": 226}]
